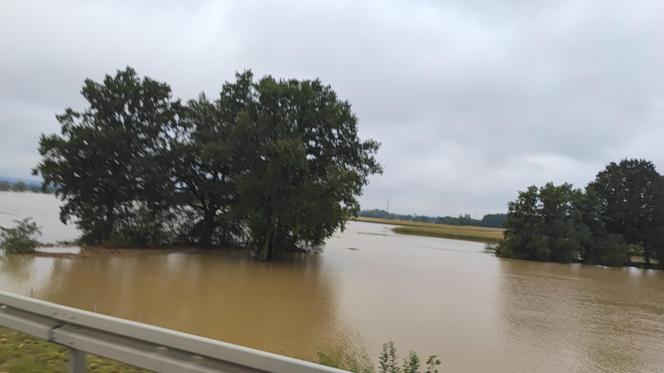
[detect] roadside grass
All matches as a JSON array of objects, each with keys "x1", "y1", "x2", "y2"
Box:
[
  {"x1": 0, "y1": 326, "x2": 147, "y2": 373},
  {"x1": 354, "y1": 216, "x2": 504, "y2": 244}
]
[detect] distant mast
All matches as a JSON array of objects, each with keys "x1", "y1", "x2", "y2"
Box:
[{"x1": 386, "y1": 198, "x2": 390, "y2": 214}]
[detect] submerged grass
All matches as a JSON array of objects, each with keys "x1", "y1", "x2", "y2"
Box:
[
  {"x1": 0, "y1": 326, "x2": 147, "y2": 373},
  {"x1": 355, "y1": 216, "x2": 504, "y2": 244}
]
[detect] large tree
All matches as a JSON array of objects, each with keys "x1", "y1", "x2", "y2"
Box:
[
  {"x1": 34, "y1": 68, "x2": 381, "y2": 258},
  {"x1": 171, "y1": 93, "x2": 242, "y2": 248},
  {"x1": 230, "y1": 73, "x2": 382, "y2": 259},
  {"x1": 33, "y1": 67, "x2": 180, "y2": 245},
  {"x1": 537, "y1": 183, "x2": 589, "y2": 263},
  {"x1": 651, "y1": 176, "x2": 664, "y2": 263},
  {"x1": 587, "y1": 159, "x2": 662, "y2": 264},
  {"x1": 498, "y1": 183, "x2": 589, "y2": 263},
  {"x1": 498, "y1": 186, "x2": 544, "y2": 260},
  {"x1": 500, "y1": 159, "x2": 663, "y2": 267}
]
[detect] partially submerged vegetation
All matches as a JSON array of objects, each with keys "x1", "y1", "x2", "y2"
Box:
[
  {"x1": 33, "y1": 67, "x2": 381, "y2": 260},
  {"x1": 319, "y1": 341, "x2": 441, "y2": 373},
  {"x1": 0, "y1": 218, "x2": 41, "y2": 253},
  {"x1": 498, "y1": 159, "x2": 664, "y2": 268},
  {"x1": 356, "y1": 216, "x2": 504, "y2": 243}
]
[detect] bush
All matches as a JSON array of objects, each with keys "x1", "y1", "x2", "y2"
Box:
[
  {"x1": 378, "y1": 342, "x2": 441, "y2": 373},
  {"x1": 0, "y1": 218, "x2": 41, "y2": 253},
  {"x1": 585, "y1": 234, "x2": 629, "y2": 266},
  {"x1": 318, "y1": 341, "x2": 441, "y2": 373}
]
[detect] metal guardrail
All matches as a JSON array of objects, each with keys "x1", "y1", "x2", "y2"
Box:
[{"x1": 0, "y1": 290, "x2": 348, "y2": 373}]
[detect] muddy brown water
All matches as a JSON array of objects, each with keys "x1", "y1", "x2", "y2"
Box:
[{"x1": 1, "y1": 192, "x2": 664, "y2": 372}]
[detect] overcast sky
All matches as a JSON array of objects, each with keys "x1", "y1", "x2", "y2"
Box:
[{"x1": 1, "y1": 1, "x2": 663, "y2": 217}]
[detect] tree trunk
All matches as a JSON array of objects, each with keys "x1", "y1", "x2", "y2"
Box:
[
  {"x1": 257, "y1": 229, "x2": 274, "y2": 261},
  {"x1": 102, "y1": 206, "x2": 115, "y2": 243},
  {"x1": 199, "y1": 209, "x2": 215, "y2": 249}
]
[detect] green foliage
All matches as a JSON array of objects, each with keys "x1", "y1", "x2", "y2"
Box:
[
  {"x1": 318, "y1": 341, "x2": 441, "y2": 373},
  {"x1": 480, "y1": 213, "x2": 508, "y2": 228},
  {"x1": 226, "y1": 73, "x2": 382, "y2": 259},
  {"x1": 584, "y1": 234, "x2": 629, "y2": 267},
  {"x1": 587, "y1": 159, "x2": 664, "y2": 264},
  {"x1": 0, "y1": 218, "x2": 41, "y2": 253},
  {"x1": 0, "y1": 326, "x2": 147, "y2": 372},
  {"x1": 498, "y1": 186, "x2": 544, "y2": 260},
  {"x1": 34, "y1": 67, "x2": 381, "y2": 257},
  {"x1": 379, "y1": 342, "x2": 399, "y2": 373},
  {"x1": 424, "y1": 355, "x2": 441, "y2": 373},
  {"x1": 538, "y1": 183, "x2": 589, "y2": 263},
  {"x1": 376, "y1": 342, "x2": 441, "y2": 373},
  {"x1": 34, "y1": 67, "x2": 179, "y2": 246},
  {"x1": 401, "y1": 351, "x2": 420, "y2": 373},
  {"x1": 499, "y1": 158, "x2": 664, "y2": 267}
]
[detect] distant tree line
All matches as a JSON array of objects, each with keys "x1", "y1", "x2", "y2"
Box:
[
  {"x1": 359, "y1": 209, "x2": 507, "y2": 228},
  {"x1": 0, "y1": 180, "x2": 53, "y2": 194},
  {"x1": 497, "y1": 159, "x2": 664, "y2": 267},
  {"x1": 33, "y1": 67, "x2": 381, "y2": 260}
]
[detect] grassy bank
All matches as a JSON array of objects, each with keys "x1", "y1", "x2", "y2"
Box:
[
  {"x1": 0, "y1": 326, "x2": 146, "y2": 372},
  {"x1": 355, "y1": 216, "x2": 504, "y2": 243}
]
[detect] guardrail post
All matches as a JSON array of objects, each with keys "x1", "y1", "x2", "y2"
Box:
[{"x1": 68, "y1": 348, "x2": 86, "y2": 373}]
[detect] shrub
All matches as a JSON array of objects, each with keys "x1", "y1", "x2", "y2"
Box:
[
  {"x1": 0, "y1": 218, "x2": 41, "y2": 253},
  {"x1": 318, "y1": 341, "x2": 441, "y2": 373},
  {"x1": 378, "y1": 342, "x2": 441, "y2": 373},
  {"x1": 585, "y1": 234, "x2": 629, "y2": 266}
]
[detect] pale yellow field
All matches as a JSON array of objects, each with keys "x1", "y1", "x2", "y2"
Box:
[{"x1": 354, "y1": 216, "x2": 505, "y2": 243}]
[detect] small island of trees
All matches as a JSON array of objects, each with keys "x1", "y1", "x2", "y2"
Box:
[
  {"x1": 33, "y1": 67, "x2": 382, "y2": 260},
  {"x1": 498, "y1": 159, "x2": 664, "y2": 267}
]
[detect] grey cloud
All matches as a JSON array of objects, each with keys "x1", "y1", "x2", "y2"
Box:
[{"x1": 1, "y1": 0, "x2": 663, "y2": 216}]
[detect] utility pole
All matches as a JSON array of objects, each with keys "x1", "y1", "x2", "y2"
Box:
[{"x1": 386, "y1": 198, "x2": 390, "y2": 213}]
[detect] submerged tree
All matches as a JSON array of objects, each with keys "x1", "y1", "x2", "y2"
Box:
[
  {"x1": 499, "y1": 158, "x2": 664, "y2": 267},
  {"x1": 33, "y1": 67, "x2": 180, "y2": 245},
  {"x1": 538, "y1": 183, "x2": 589, "y2": 263},
  {"x1": 498, "y1": 186, "x2": 544, "y2": 260},
  {"x1": 230, "y1": 73, "x2": 382, "y2": 259},
  {"x1": 587, "y1": 159, "x2": 662, "y2": 264},
  {"x1": 498, "y1": 183, "x2": 588, "y2": 262},
  {"x1": 171, "y1": 94, "x2": 241, "y2": 247},
  {"x1": 33, "y1": 67, "x2": 381, "y2": 258}
]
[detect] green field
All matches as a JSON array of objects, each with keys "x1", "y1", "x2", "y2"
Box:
[
  {"x1": 0, "y1": 326, "x2": 145, "y2": 373},
  {"x1": 354, "y1": 216, "x2": 505, "y2": 243}
]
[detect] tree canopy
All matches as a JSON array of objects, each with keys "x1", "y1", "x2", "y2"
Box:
[
  {"x1": 34, "y1": 67, "x2": 382, "y2": 259},
  {"x1": 498, "y1": 159, "x2": 664, "y2": 267}
]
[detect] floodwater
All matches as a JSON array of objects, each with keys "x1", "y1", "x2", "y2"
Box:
[{"x1": 1, "y1": 192, "x2": 664, "y2": 372}]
